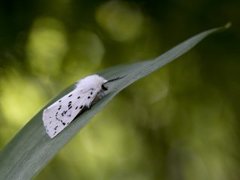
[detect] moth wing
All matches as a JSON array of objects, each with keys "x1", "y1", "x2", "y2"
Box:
[
  {"x1": 43, "y1": 88, "x2": 99, "y2": 138},
  {"x1": 43, "y1": 89, "x2": 82, "y2": 138}
]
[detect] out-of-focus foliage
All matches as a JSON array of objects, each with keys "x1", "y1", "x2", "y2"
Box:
[{"x1": 0, "y1": 0, "x2": 239, "y2": 180}]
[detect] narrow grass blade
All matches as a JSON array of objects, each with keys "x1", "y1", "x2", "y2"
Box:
[{"x1": 0, "y1": 25, "x2": 229, "y2": 180}]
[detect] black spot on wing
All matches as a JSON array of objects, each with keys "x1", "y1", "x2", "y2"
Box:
[
  {"x1": 61, "y1": 110, "x2": 67, "y2": 116},
  {"x1": 66, "y1": 100, "x2": 73, "y2": 110}
]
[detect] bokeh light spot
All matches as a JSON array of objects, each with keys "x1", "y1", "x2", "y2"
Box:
[
  {"x1": 96, "y1": 1, "x2": 144, "y2": 42},
  {"x1": 26, "y1": 17, "x2": 68, "y2": 76},
  {"x1": 0, "y1": 70, "x2": 46, "y2": 126}
]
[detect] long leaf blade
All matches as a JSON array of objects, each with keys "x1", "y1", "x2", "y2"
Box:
[{"x1": 0, "y1": 25, "x2": 228, "y2": 180}]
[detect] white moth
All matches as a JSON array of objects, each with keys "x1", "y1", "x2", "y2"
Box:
[{"x1": 43, "y1": 74, "x2": 119, "y2": 138}]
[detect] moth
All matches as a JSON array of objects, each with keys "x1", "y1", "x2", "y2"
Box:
[{"x1": 42, "y1": 74, "x2": 122, "y2": 138}]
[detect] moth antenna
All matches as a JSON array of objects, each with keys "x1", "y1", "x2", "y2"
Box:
[{"x1": 104, "y1": 75, "x2": 125, "y2": 84}]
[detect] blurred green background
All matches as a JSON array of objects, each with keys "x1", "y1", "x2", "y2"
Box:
[{"x1": 0, "y1": 0, "x2": 239, "y2": 179}]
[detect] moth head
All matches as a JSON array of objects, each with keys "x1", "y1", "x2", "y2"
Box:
[{"x1": 101, "y1": 84, "x2": 108, "y2": 91}]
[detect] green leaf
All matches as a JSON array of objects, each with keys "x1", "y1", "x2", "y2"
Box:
[{"x1": 0, "y1": 25, "x2": 229, "y2": 179}]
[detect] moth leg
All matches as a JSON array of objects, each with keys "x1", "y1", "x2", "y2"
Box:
[{"x1": 91, "y1": 90, "x2": 105, "y2": 105}]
